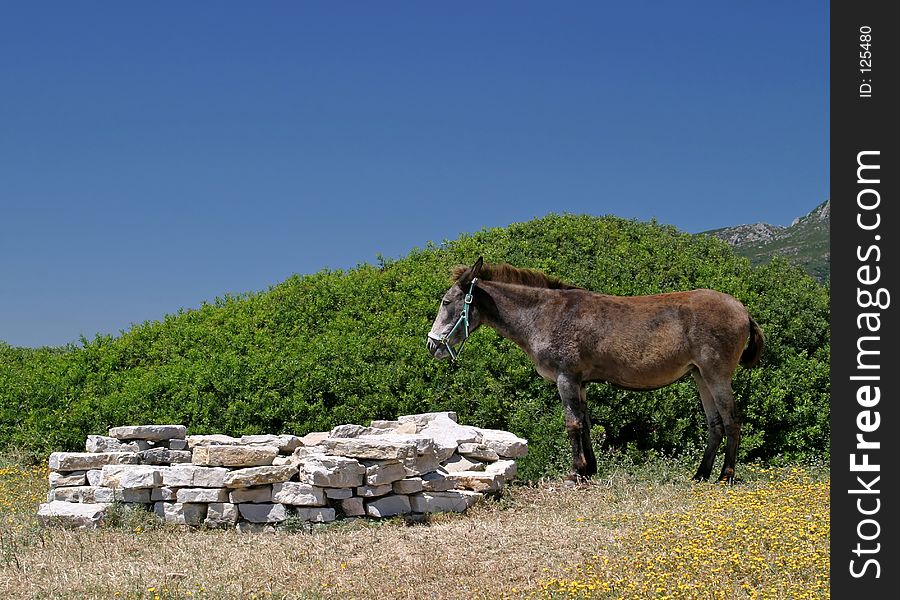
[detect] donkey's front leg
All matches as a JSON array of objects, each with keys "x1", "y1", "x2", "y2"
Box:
[{"x1": 557, "y1": 373, "x2": 596, "y2": 480}]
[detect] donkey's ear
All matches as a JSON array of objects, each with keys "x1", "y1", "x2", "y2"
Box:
[{"x1": 471, "y1": 256, "x2": 484, "y2": 279}]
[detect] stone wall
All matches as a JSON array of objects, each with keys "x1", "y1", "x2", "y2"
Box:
[{"x1": 37, "y1": 412, "x2": 527, "y2": 531}]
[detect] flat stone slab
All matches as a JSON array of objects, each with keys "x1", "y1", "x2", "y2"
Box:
[
  {"x1": 176, "y1": 487, "x2": 229, "y2": 503},
  {"x1": 153, "y1": 502, "x2": 208, "y2": 526},
  {"x1": 38, "y1": 501, "x2": 112, "y2": 529},
  {"x1": 272, "y1": 482, "x2": 325, "y2": 506},
  {"x1": 485, "y1": 459, "x2": 517, "y2": 480},
  {"x1": 49, "y1": 452, "x2": 139, "y2": 471},
  {"x1": 238, "y1": 503, "x2": 288, "y2": 523},
  {"x1": 357, "y1": 483, "x2": 392, "y2": 498},
  {"x1": 393, "y1": 477, "x2": 424, "y2": 495},
  {"x1": 295, "y1": 507, "x2": 337, "y2": 523},
  {"x1": 474, "y1": 428, "x2": 528, "y2": 458},
  {"x1": 240, "y1": 434, "x2": 302, "y2": 453},
  {"x1": 151, "y1": 487, "x2": 177, "y2": 502},
  {"x1": 100, "y1": 465, "x2": 164, "y2": 489},
  {"x1": 163, "y1": 465, "x2": 230, "y2": 488},
  {"x1": 364, "y1": 460, "x2": 408, "y2": 486},
  {"x1": 320, "y1": 436, "x2": 418, "y2": 461},
  {"x1": 298, "y1": 431, "x2": 329, "y2": 447},
  {"x1": 186, "y1": 434, "x2": 242, "y2": 448},
  {"x1": 409, "y1": 491, "x2": 482, "y2": 513},
  {"x1": 205, "y1": 502, "x2": 239, "y2": 528},
  {"x1": 192, "y1": 445, "x2": 279, "y2": 467},
  {"x1": 420, "y1": 471, "x2": 458, "y2": 492},
  {"x1": 457, "y1": 443, "x2": 500, "y2": 462},
  {"x1": 109, "y1": 425, "x2": 187, "y2": 441},
  {"x1": 340, "y1": 497, "x2": 365, "y2": 517},
  {"x1": 138, "y1": 448, "x2": 192, "y2": 465},
  {"x1": 296, "y1": 454, "x2": 365, "y2": 488},
  {"x1": 224, "y1": 465, "x2": 297, "y2": 488},
  {"x1": 446, "y1": 470, "x2": 504, "y2": 492},
  {"x1": 419, "y1": 416, "x2": 481, "y2": 462},
  {"x1": 85, "y1": 435, "x2": 149, "y2": 453},
  {"x1": 324, "y1": 487, "x2": 353, "y2": 500},
  {"x1": 398, "y1": 412, "x2": 458, "y2": 430},
  {"x1": 441, "y1": 454, "x2": 486, "y2": 473},
  {"x1": 48, "y1": 471, "x2": 87, "y2": 487},
  {"x1": 229, "y1": 485, "x2": 273, "y2": 504},
  {"x1": 366, "y1": 494, "x2": 411, "y2": 518}
]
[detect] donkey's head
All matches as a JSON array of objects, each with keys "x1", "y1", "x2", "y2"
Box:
[{"x1": 426, "y1": 257, "x2": 485, "y2": 360}]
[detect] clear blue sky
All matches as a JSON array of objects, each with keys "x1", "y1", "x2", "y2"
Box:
[{"x1": 1, "y1": 2, "x2": 828, "y2": 348}]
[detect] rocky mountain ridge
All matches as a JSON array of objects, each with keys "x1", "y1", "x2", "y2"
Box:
[{"x1": 702, "y1": 200, "x2": 830, "y2": 282}]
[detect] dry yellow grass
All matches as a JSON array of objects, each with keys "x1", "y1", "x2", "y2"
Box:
[{"x1": 1, "y1": 459, "x2": 829, "y2": 599}]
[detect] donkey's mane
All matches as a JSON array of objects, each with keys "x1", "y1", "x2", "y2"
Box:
[{"x1": 452, "y1": 263, "x2": 581, "y2": 290}]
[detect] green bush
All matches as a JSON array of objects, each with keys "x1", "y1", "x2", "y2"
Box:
[{"x1": 0, "y1": 214, "x2": 830, "y2": 478}]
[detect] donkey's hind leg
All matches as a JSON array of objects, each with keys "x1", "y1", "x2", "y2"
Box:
[
  {"x1": 704, "y1": 375, "x2": 741, "y2": 484},
  {"x1": 558, "y1": 373, "x2": 597, "y2": 479},
  {"x1": 692, "y1": 370, "x2": 724, "y2": 481}
]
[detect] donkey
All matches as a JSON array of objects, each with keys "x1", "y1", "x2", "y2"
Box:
[{"x1": 426, "y1": 257, "x2": 763, "y2": 483}]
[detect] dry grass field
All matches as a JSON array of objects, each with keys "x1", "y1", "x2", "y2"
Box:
[{"x1": 1, "y1": 456, "x2": 829, "y2": 599}]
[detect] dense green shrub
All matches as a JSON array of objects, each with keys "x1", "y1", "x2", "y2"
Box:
[{"x1": 0, "y1": 214, "x2": 830, "y2": 477}]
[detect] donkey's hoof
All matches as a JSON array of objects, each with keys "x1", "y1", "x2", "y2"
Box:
[
  {"x1": 717, "y1": 467, "x2": 736, "y2": 485},
  {"x1": 692, "y1": 473, "x2": 711, "y2": 483}
]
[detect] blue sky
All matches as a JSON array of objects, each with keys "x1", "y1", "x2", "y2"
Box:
[{"x1": 1, "y1": 2, "x2": 828, "y2": 348}]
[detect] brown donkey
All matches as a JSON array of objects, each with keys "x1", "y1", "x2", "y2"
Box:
[{"x1": 426, "y1": 257, "x2": 764, "y2": 483}]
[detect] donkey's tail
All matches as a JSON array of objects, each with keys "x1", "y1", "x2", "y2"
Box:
[{"x1": 740, "y1": 316, "x2": 764, "y2": 368}]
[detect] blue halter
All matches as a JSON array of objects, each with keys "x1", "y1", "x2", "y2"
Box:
[{"x1": 433, "y1": 278, "x2": 478, "y2": 361}]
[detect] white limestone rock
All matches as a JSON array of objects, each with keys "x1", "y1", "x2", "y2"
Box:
[
  {"x1": 295, "y1": 507, "x2": 337, "y2": 523},
  {"x1": 223, "y1": 465, "x2": 297, "y2": 488},
  {"x1": 409, "y1": 491, "x2": 482, "y2": 513},
  {"x1": 153, "y1": 502, "x2": 208, "y2": 526},
  {"x1": 457, "y1": 443, "x2": 500, "y2": 462},
  {"x1": 38, "y1": 501, "x2": 112, "y2": 529},
  {"x1": 100, "y1": 465, "x2": 164, "y2": 489},
  {"x1": 163, "y1": 465, "x2": 230, "y2": 488},
  {"x1": 295, "y1": 454, "x2": 365, "y2": 488},
  {"x1": 86, "y1": 469, "x2": 103, "y2": 487},
  {"x1": 446, "y1": 470, "x2": 504, "y2": 493},
  {"x1": 138, "y1": 448, "x2": 192, "y2": 465},
  {"x1": 393, "y1": 477, "x2": 424, "y2": 495},
  {"x1": 238, "y1": 503, "x2": 288, "y2": 523},
  {"x1": 397, "y1": 412, "x2": 458, "y2": 431},
  {"x1": 320, "y1": 435, "x2": 418, "y2": 461},
  {"x1": 191, "y1": 445, "x2": 279, "y2": 467},
  {"x1": 324, "y1": 487, "x2": 353, "y2": 500},
  {"x1": 356, "y1": 483, "x2": 392, "y2": 498},
  {"x1": 176, "y1": 488, "x2": 229, "y2": 503},
  {"x1": 229, "y1": 485, "x2": 273, "y2": 503},
  {"x1": 272, "y1": 482, "x2": 326, "y2": 506},
  {"x1": 151, "y1": 487, "x2": 178, "y2": 502},
  {"x1": 109, "y1": 425, "x2": 187, "y2": 441},
  {"x1": 205, "y1": 502, "x2": 239, "y2": 528},
  {"x1": 485, "y1": 459, "x2": 517, "y2": 481},
  {"x1": 441, "y1": 454, "x2": 486, "y2": 473},
  {"x1": 420, "y1": 471, "x2": 458, "y2": 492},
  {"x1": 329, "y1": 424, "x2": 384, "y2": 438},
  {"x1": 186, "y1": 434, "x2": 241, "y2": 448},
  {"x1": 419, "y1": 416, "x2": 481, "y2": 462},
  {"x1": 240, "y1": 434, "x2": 302, "y2": 454},
  {"x1": 49, "y1": 452, "x2": 139, "y2": 471},
  {"x1": 48, "y1": 471, "x2": 87, "y2": 488},
  {"x1": 474, "y1": 428, "x2": 528, "y2": 458},
  {"x1": 366, "y1": 495, "x2": 411, "y2": 518},
  {"x1": 298, "y1": 431, "x2": 329, "y2": 447},
  {"x1": 364, "y1": 460, "x2": 408, "y2": 486},
  {"x1": 85, "y1": 435, "x2": 148, "y2": 453}
]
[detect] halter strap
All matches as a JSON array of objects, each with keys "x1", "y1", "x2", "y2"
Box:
[{"x1": 437, "y1": 277, "x2": 478, "y2": 361}]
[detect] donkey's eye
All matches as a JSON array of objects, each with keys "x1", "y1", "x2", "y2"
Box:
[{"x1": 441, "y1": 299, "x2": 450, "y2": 306}]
